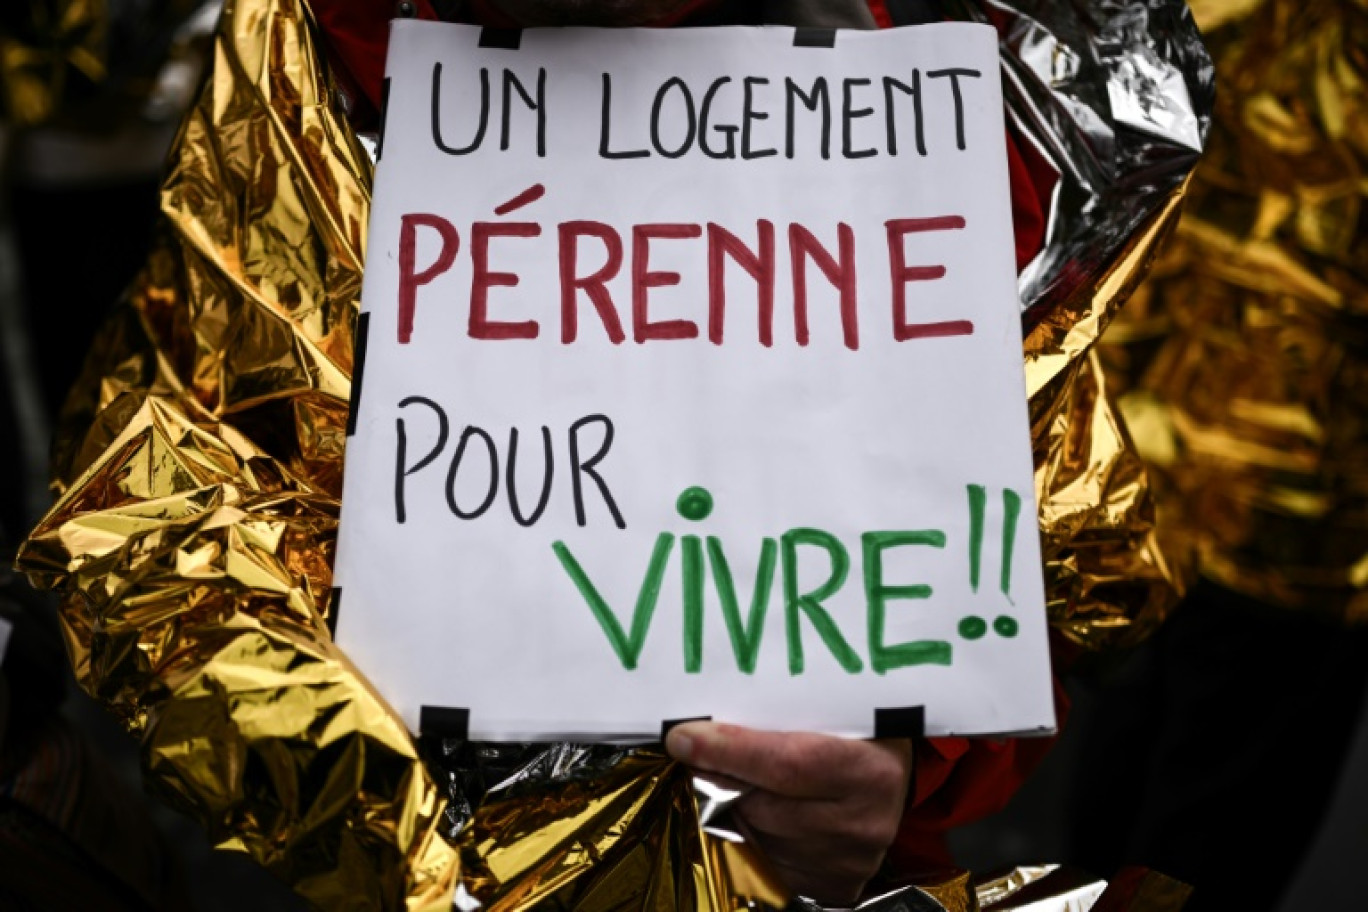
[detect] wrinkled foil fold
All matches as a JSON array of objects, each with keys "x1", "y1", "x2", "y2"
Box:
[
  {"x1": 1100, "y1": 0, "x2": 1368, "y2": 623},
  {"x1": 788, "y1": 864, "x2": 1190, "y2": 911},
  {"x1": 15, "y1": 0, "x2": 1211, "y2": 907}
]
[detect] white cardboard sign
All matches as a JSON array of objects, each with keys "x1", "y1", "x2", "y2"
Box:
[{"x1": 334, "y1": 20, "x2": 1056, "y2": 741}]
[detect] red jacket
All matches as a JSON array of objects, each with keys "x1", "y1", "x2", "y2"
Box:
[{"x1": 305, "y1": 0, "x2": 1065, "y2": 873}]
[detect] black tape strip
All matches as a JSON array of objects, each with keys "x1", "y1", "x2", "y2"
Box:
[
  {"x1": 346, "y1": 312, "x2": 371, "y2": 437},
  {"x1": 793, "y1": 28, "x2": 836, "y2": 48},
  {"x1": 421, "y1": 705, "x2": 470, "y2": 740},
  {"x1": 661, "y1": 716, "x2": 711, "y2": 740},
  {"x1": 885, "y1": 0, "x2": 942, "y2": 26},
  {"x1": 873, "y1": 706, "x2": 925, "y2": 739},
  {"x1": 326, "y1": 587, "x2": 341, "y2": 637},
  {"x1": 479, "y1": 28, "x2": 523, "y2": 50},
  {"x1": 376, "y1": 77, "x2": 391, "y2": 161}
]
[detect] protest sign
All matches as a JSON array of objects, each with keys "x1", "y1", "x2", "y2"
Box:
[{"x1": 334, "y1": 20, "x2": 1055, "y2": 741}]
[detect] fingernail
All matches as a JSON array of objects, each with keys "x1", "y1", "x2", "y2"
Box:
[{"x1": 666, "y1": 728, "x2": 694, "y2": 763}]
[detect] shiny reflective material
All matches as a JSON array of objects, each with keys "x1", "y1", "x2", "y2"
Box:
[
  {"x1": 436, "y1": 743, "x2": 787, "y2": 912},
  {"x1": 977, "y1": 864, "x2": 1062, "y2": 905},
  {"x1": 15, "y1": 0, "x2": 1210, "y2": 907},
  {"x1": 955, "y1": 0, "x2": 1216, "y2": 652},
  {"x1": 976, "y1": 864, "x2": 1108, "y2": 910},
  {"x1": 18, "y1": 0, "x2": 455, "y2": 907},
  {"x1": 1102, "y1": 0, "x2": 1368, "y2": 623},
  {"x1": 790, "y1": 864, "x2": 1186, "y2": 912}
]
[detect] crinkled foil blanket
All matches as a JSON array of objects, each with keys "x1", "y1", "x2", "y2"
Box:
[
  {"x1": 1100, "y1": 0, "x2": 1368, "y2": 623},
  {"x1": 14, "y1": 0, "x2": 1211, "y2": 909}
]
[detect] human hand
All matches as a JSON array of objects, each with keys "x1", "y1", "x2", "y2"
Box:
[{"x1": 665, "y1": 722, "x2": 913, "y2": 906}]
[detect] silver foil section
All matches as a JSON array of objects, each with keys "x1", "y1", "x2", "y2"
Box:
[{"x1": 940, "y1": 0, "x2": 1215, "y2": 318}]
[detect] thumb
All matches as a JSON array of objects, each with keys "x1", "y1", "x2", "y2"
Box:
[{"x1": 664, "y1": 720, "x2": 714, "y2": 765}]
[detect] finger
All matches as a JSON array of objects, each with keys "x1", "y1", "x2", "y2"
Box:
[
  {"x1": 746, "y1": 830, "x2": 883, "y2": 906},
  {"x1": 666, "y1": 722, "x2": 893, "y2": 798},
  {"x1": 737, "y1": 790, "x2": 901, "y2": 852},
  {"x1": 739, "y1": 792, "x2": 844, "y2": 839},
  {"x1": 874, "y1": 737, "x2": 914, "y2": 788}
]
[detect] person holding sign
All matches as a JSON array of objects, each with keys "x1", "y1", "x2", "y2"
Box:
[
  {"x1": 320, "y1": 0, "x2": 1056, "y2": 902},
  {"x1": 15, "y1": 0, "x2": 1202, "y2": 907}
]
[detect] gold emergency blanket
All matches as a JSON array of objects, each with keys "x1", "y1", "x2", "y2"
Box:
[
  {"x1": 15, "y1": 0, "x2": 1210, "y2": 907},
  {"x1": 1101, "y1": 0, "x2": 1368, "y2": 622},
  {"x1": 796, "y1": 863, "x2": 1189, "y2": 912}
]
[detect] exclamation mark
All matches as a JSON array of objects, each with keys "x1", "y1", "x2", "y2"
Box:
[
  {"x1": 961, "y1": 485, "x2": 1023, "y2": 642},
  {"x1": 1000, "y1": 488, "x2": 1021, "y2": 603},
  {"x1": 967, "y1": 484, "x2": 986, "y2": 592}
]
